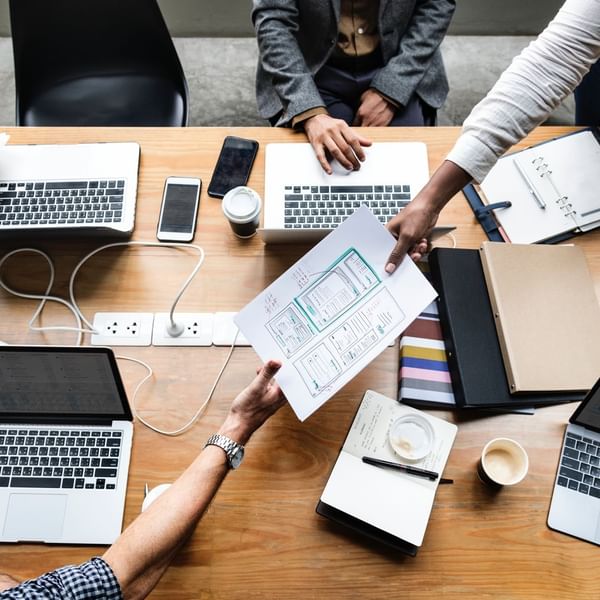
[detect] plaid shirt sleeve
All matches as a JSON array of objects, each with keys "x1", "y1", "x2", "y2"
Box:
[{"x1": 0, "y1": 557, "x2": 122, "y2": 600}]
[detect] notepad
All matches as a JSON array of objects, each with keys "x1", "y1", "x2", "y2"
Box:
[
  {"x1": 317, "y1": 390, "x2": 457, "y2": 551},
  {"x1": 479, "y1": 129, "x2": 600, "y2": 243},
  {"x1": 480, "y1": 242, "x2": 600, "y2": 392}
]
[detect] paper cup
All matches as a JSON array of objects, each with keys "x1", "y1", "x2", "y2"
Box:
[
  {"x1": 222, "y1": 186, "x2": 261, "y2": 238},
  {"x1": 477, "y1": 437, "x2": 529, "y2": 487}
]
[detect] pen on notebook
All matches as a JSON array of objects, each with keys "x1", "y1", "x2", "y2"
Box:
[
  {"x1": 362, "y1": 456, "x2": 439, "y2": 481},
  {"x1": 513, "y1": 160, "x2": 546, "y2": 209}
]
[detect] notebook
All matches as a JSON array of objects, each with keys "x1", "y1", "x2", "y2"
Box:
[
  {"x1": 428, "y1": 248, "x2": 584, "y2": 408},
  {"x1": 479, "y1": 242, "x2": 600, "y2": 393},
  {"x1": 0, "y1": 142, "x2": 140, "y2": 237},
  {"x1": 474, "y1": 129, "x2": 600, "y2": 244},
  {"x1": 547, "y1": 376, "x2": 600, "y2": 546},
  {"x1": 317, "y1": 390, "x2": 457, "y2": 554},
  {"x1": 260, "y1": 142, "x2": 430, "y2": 243},
  {"x1": 0, "y1": 346, "x2": 133, "y2": 544}
]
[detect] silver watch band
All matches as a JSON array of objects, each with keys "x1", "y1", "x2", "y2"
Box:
[{"x1": 204, "y1": 433, "x2": 244, "y2": 468}]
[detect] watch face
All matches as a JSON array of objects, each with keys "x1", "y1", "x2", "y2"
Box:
[{"x1": 230, "y1": 446, "x2": 244, "y2": 469}]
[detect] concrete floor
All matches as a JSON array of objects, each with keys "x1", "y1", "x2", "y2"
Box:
[{"x1": 0, "y1": 36, "x2": 574, "y2": 127}]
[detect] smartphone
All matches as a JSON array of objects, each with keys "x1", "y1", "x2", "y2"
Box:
[
  {"x1": 156, "y1": 177, "x2": 201, "y2": 242},
  {"x1": 207, "y1": 136, "x2": 259, "y2": 198}
]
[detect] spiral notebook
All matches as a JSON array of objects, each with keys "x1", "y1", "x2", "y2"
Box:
[{"x1": 476, "y1": 129, "x2": 600, "y2": 244}]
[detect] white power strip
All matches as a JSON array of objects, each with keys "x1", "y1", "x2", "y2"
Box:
[
  {"x1": 91, "y1": 312, "x2": 154, "y2": 346},
  {"x1": 90, "y1": 311, "x2": 250, "y2": 347}
]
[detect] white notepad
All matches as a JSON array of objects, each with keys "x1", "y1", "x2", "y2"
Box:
[
  {"x1": 479, "y1": 129, "x2": 600, "y2": 243},
  {"x1": 320, "y1": 390, "x2": 457, "y2": 547}
]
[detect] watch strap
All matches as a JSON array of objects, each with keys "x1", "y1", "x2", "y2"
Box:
[{"x1": 205, "y1": 433, "x2": 244, "y2": 468}]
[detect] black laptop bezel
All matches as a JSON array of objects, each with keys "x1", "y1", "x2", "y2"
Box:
[
  {"x1": 0, "y1": 345, "x2": 133, "y2": 425},
  {"x1": 570, "y1": 375, "x2": 600, "y2": 434}
]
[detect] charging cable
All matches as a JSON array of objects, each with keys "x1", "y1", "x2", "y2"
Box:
[{"x1": 68, "y1": 241, "x2": 205, "y2": 336}]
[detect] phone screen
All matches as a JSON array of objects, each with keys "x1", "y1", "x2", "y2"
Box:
[
  {"x1": 160, "y1": 183, "x2": 199, "y2": 233},
  {"x1": 208, "y1": 136, "x2": 259, "y2": 198}
]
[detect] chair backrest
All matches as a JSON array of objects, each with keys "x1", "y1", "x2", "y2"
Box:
[{"x1": 9, "y1": 0, "x2": 188, "y2": 125}]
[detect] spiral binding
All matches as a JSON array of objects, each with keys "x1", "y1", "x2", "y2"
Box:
[{"x1": 532, "y1": 156, "x2": 575, "y2": 218}]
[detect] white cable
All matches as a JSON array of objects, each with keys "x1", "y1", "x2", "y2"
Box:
[
  {"x1": 68, "y1": 241, "x2": 205, "y2": 334},
  {"x1": 0, "y1": 247, "x2": 96, "y2": 345},
  {"x1": 116, "y1": 331, "x2": 238, "y2": 436}
]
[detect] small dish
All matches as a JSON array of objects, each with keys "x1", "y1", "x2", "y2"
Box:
[{"x1": 388, "y1": 414, "x2": 434, "y2": 462}]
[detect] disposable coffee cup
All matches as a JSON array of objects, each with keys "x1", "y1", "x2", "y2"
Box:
[
  {"x1": 222, "y1": 186, "x2": 261, "y2": 238},
  {"x1": 477, "y1": 437, "x2": 529, "y2": 488}
]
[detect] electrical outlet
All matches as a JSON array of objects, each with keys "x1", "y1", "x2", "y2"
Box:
[
  {"x1": 212, "y1": 312, "x2": 250, "y2": 346},
  {"x1": 152, "y1": 313, "x2": 214, "y2": 346},
  {"x1": 91, "y1": 312, "x2": 154, "y2": 346}
]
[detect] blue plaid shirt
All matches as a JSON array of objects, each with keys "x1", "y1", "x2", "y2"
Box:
[{"x1": 0, "y1": 558, "x2": 122, "y2": 599}]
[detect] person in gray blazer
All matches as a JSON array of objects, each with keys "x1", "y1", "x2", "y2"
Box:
[{"x1": 252, "y1": 0, "x2": 455, "y2": 174}]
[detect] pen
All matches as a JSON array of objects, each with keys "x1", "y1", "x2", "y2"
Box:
[
  {"x1": 362, "y1": 456, "x2": 439, "y2": 481},
  {"x1": 513, "y1": 160, "x2": 546, "y2": 209}
]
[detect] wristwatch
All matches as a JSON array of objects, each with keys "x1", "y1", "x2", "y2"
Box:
[{"x1": 204, "y1": 433, "x2": 245, "y2": 469}]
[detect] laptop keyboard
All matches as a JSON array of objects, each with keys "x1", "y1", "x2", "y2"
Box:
[
  {"x1": 0, "y1": 179, "x2": 125, "y2": 227},
  {"x1": 283, "y1": 184, "x2": 410, "y2": 228},
  {"x1": 557, "y1": 431, "x2": 600, "y2": 498},
  {"x1": 0, "y1": 427, "x2": 122, "y2": 491}
]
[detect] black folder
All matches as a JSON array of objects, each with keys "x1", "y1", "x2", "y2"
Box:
[{"x1": 428, "y1": 248, "x2": 584, "y2": 408}]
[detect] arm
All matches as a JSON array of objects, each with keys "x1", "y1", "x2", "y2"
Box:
[
  {"x1": 385, "y1": 0, "x2": 600, "y2": 270},
  {"x1": 252, "y1": 0, "x2": 371, "y2": 172},
  {"x1": 103, "y1": 360, "x2": 286, "y2": 600},
  {"x1": 369, "y1": 0, "x2": 455, "y2": 108}
]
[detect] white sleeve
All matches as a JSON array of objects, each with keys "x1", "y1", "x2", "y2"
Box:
[{"x1": 446, "y1": 0, "x2": 600, "y2": 183}]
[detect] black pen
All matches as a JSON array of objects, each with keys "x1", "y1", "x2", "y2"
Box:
[{"x1": 362, "y1": 455, "x2": 439, "y2": 481}]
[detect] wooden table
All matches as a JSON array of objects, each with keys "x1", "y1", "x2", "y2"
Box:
[{"x1": 0, "y1": 127, "x2": 598, "y2": 599}]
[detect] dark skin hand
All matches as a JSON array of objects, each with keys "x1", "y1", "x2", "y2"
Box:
[
  {"x1": 385, "y1": 160, "x2": 472, "y2": 272},
  {"x1": 304, "y1": 113, "x2": 372, "y2": 174}
]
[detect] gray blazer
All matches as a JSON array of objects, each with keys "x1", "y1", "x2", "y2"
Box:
[{"x1": 252, "y1": 0, "x2": 455, "y2": 125}]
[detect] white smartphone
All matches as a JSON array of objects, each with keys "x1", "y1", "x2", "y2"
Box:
[{"x1": 157, "y1": 176, "x2": 201, "y2": 242}]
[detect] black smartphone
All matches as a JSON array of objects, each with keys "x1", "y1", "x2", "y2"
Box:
[
  {"x1": 207, "y1": 136, "x2": 259, "y2": 198},
  {"x1": 156, "y1": 176, "x2": 201, "y2": 242}
]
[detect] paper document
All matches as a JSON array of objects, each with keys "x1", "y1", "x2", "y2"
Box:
[{"x1": 235, "y1": 207, "x2": 437, "y2": 420}]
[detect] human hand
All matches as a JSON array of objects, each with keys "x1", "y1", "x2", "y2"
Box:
[
  {"x1": 353, "y1": 89, "x2": 395, "y2": 127},
  {"x1": 304, "y1": 113, "x2": 372, "y2": 174},
  {"x1": 385, "y1": 197, "x2": 440, "y2": 273},
  {"x1": 218, "y1": 360, "x2": 286, "y2": 445}
]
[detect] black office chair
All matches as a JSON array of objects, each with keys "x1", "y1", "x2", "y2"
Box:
[{"x1": 9, "y1": 0, "x2": 189, "y2": 126}]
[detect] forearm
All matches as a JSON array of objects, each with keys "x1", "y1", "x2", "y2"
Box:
[
  {"x1": 447, "y1": 0, "x2": 600, "y2": 182},
  {"x1": 103, "y1": 412, "x2": 255, "y2": 600},
  {"x1": 414, "y1": 160, "x2": 472, "y2": 215}
]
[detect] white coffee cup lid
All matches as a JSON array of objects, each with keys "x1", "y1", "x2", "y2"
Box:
[
  {"x1": 222, "y1": 186, "x2": 261, "y2": 224},
  {"x1": 389, "y1": 414, "x2": 434, "y2": 461}
]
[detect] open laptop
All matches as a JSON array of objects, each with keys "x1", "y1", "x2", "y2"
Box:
[
  {"x1": 0, "y1": 142, "x2": 140, "y2": 237},
  {"x1": 547, "y1": 376, "x2": 600, "y2": 545},
  {"x1": 260, "y1": 142, "x2": 434, "y2": 243},
  {"x1": 0, "y1": 346, "x2": 133, "y2": 544}
]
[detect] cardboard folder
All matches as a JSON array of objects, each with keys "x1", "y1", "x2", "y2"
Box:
[{"x1": 479, "y1": 242, "x2": 600, "y2": 392}]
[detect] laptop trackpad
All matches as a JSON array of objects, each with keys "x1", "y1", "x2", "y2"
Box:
[{"x1": 3, "y1": 494, "x2": 67, "y2": 541}]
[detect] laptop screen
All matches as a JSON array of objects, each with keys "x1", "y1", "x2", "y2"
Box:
[
  {"x1": 571, "y1": 376, "x2": 600, "y2": 433},
  {"x1": 0, "y1": 347, "x2": 132, "y2": 423}
]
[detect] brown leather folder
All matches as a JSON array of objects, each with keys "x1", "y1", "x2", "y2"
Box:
[{"x1": 479, "y1": 242, "x2": 600, "y2": 392}]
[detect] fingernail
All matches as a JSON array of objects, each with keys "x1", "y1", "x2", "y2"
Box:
[{"x1": 385, "y1": 263, "x2": 396, "y2": 274}]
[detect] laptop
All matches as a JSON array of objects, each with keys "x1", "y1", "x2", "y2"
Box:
[
  {"x1": 0, "y1": 142, "x2": 140, "y2": 236},
  {"x1": 0, "y1": 346, "x2": 134, "y2": 544},
  {"x1": 547, "y1": 376, "x2": 600, "y2": 545},
  {"x1": 260, "y1": 142, "x2": 431, "y2": 243}
]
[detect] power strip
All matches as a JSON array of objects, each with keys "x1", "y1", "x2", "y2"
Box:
[{"x1": 91, "y1": 312, "x2": 154, "y2": 346}]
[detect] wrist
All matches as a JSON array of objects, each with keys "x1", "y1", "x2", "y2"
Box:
[{"x1": 218, "y1": 414, "x2": 253, "y2": 446}]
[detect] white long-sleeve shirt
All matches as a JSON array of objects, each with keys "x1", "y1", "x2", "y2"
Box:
[{"x1": 446, "y1": 0, "x2": 600, "y2": 183}]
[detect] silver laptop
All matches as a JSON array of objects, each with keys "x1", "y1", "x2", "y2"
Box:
[
  {"x1": 0, "y1": 346, "x2": 133, "y2": 544},
  {"x1": 260, "y1": 142, "x2": 430, "y2": 243},
  {"x1": 0, "y1": 142, "x2": 140, "y2": 236},
  {"x1": 547, "y1": 376, "x2": 600, "y2": 545}
]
